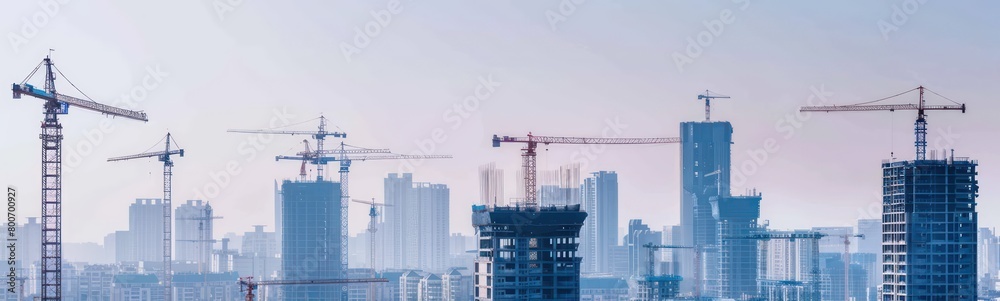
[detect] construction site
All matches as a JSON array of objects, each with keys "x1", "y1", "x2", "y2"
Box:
[{"x1": 0, "y1": 3, "x2": 995, "y2": 301}]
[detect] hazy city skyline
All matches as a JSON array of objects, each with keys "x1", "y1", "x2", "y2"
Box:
[{"x1": 2, "y1": 1, "x2": 998, "y2": 245}]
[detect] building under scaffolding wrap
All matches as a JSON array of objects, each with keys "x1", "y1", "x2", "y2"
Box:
[
  {"x1": 471, "y1": 204, "x2": 587, "y2": 301},
  {"x1": 882, "y1": 153, "x2": 979, "y2": 300}
]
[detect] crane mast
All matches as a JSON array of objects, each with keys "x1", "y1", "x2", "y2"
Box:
[
  {"x1": 697, "y1": 90, "x2": 731, "y2": 121},
  {"x1": 108, "y1": 133, "x2": 184, "y2": 300},
  {"x1": 352, "y1": 198, "x2": 391, "y2": 301},
  {"x1": 492, "y1": 133, "x2": 680, "y2": 207},
  {"x1": 13, "y1": 55, "x2": 148, "y2": 301},
  {"x1": 227, "y1": 115, "x2": 347, "y2": 181}
]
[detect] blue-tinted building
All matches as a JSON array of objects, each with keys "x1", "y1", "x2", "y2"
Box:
[
  {"x1": 679, "y1": 121, "x2": 733, "y2": 294},
  {"x1": 472, "y1": 204, "x2": 587, "y2": 300},
  {"x1": 281, "y1": 180, "x2": 344, "y2": 300},
  {"x1": 713, "y1": 193, "x2": 761, "y2": 300},
  {"x1": 582, "y1": 171, "x2": 618, "y2": 274},
  {"x1": 882, "y1": 156, "x2": 978, "y2": 300}
]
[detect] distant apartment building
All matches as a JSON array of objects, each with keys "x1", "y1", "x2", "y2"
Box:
[
  {"x1": 758, "y1": 229, "x2": 817, "y2": 301},
  {"x1": 175, "y1": 200, "x2": 214, "y2": 268},
  {"x1": 401, "y1": 271, "x2": 422, "y2": 301},
  {"x1": 472, "y1": 204, "x2": 587, "y2": 300},
  {"x1": 347, "y1": 268, "x2": 376, "y2": 301},
  {"x1": 882, "y1": 156, "x2": 979, "y2": 300},
  {"x1": 77, "y1": 264, "x2": 116, "y2": 301},
  {"x1": 442, "y1": 268, "x2": 473, "y2": 301},
  {"x1": 581, "y1": 277, "x2": 629, "y2": 301},
  {"x1": 818, "y1": 254, "x2": 868, "y2": 301},
  {"x1": 583, "y1": 171, "x2": 618, "y2": 274},
  {"x1": 111, "y1": 274, "x2": 163, "y2": 301},
  {"x1": 384, "y1": 173, "x2": 450, "y2": 272},
  {"x1": 980, "y1": 228, "x2": 1000, "y2": 297},
  {"x1": 173, "y1": 272, "x2": 241, "y2": 301},
  {"x1": 129, "y1": 199, "x2": 165, "y2": 262},
  {"x1": 856, "y1": 218, "x2": 882, "y2": 293},
  {"x1": 624, "y1": 219, "x2": 662, "y2": 277}
]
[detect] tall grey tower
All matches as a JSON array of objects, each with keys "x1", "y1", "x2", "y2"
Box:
[{"x1": 679, "y1": 121, "x2": 732, "y2": 293}]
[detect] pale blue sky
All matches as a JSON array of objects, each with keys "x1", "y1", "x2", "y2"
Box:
[{"x1": 1, "y1": 1, "x2": 998, "y2": 243}]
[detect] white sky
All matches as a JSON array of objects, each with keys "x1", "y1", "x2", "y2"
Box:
[{"x1": 1, "y1": 1, "x2": 998, "y2": 244}]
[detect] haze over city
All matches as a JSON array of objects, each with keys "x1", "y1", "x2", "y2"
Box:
[{"x1": 1, "y1": 1, "x2": 998, "y2": 300}]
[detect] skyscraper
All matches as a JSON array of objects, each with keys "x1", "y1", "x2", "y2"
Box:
[
  {"x1": 384, "y1": 173, "x2": 451, "y2": 272},
  {"x1": 856, "y1": 218, "x2": 882, "y2": 294},
  {"x1": 624, "y1": 219, "x2": 662, "y2": 277},
  {"x1": 472, "y1": 204, "x2": 587, "y2": 300},
  {"x1": 274, "y1": 180, "x2": 283, "y2": 256},
  {"x1": 583, "y1": 171, "x2": 619, "y2": 274},
  {"x1": 882, "y1": 155, "x2": 978, "y2": 300},
  {"x1": 414, "y1": 182, "x2": 450, "y2": 272},
  {"x1": 713, "y1": 193, "x2": 761, "y2": 300},
  {"x1": 281, "y1": 180, "x2": 344, "y2": 300},
  {"x1": 679, "y1": 121, "x2": 733, "y2": 291},
  {"x1": 129, "y1": 199, "x2": 165, "y2": 262},
  {"x1": 979, "y1": 228, "x2": 999, "y2": 297},
  {"x1": 175, "y1": 200, "x2": 213, "y2": 269}
]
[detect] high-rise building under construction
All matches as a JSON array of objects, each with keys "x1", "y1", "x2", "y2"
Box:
[
  {"x1": 281, "y1": 180, "x2": 345, "y2": 300},
  {"x1": 679, "y1": 121, "x2": 733, "y2": 293},
  {"x1": 472, "y1": 204, "x2": 587, "y2": 300},
  {"x1": 882, "y1": 154, "x2": 979, "y2": 300}
]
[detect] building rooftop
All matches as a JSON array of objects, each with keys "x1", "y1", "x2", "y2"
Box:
[{"x1": 112, "y1": 274, "x2": 159, "y2": 284}]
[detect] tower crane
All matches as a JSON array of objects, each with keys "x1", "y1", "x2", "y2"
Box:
[
  {"x1": 176, "y1": 204, "x2": 222, "y2": 274},
  {"x1": 724, "y1": 232, "x2": 826, "y2": 301},
  {"x1": 238, "y1": 276, "x2": 388, "y2": 301},
  {"x1": 697, "y1": 90, "x2": 731, "y2": 122},
  {"x1": 228, "y1": 116, "x2": 347, "y2": 180},
  {"x1": 641, "y1": 243, "x2": 715, "y2": 299},
  {"x1": 352, "y1": 198, "x2": 392, "y2": 301},
  {"x1": 274, "y1": 147, "x2": 452, "y2": 287},
  {"x1": 800, "y1": 86, "x2": 966, "y2": 160},
  {"x1": 834, "y1": 234, "x2": 864, "y2": 301},
  {"x1": 12, "y1": 55, "x2": 149, "y2": 301},
  {"x1": 290, "y1": 140, "x2": 391, "y2": 180},
  {"x1": 108, "y1": 132, "x2": 184, "y2": 300},
  {"x1": 491, "y1": 133, "x2": 680, "y2": 207}
]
